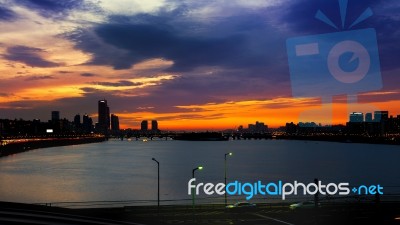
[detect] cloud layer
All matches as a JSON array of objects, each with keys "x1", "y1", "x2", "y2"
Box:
[
  {"x1": 0, "y1": 0, "x2": 399, "y2": 128},
  {"x1": 4, "y1": 46, "x2": 60, "y2": 67}
]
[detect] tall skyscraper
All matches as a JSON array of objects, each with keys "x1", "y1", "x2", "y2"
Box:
[
  {"x1": 98, "y1": 100, "x2": 110, "y2": 134},
  {"x1": 73, "y1": 114, "x2": 81, "y2": 132},
  {"x1": 51, "y1": 111, "x2": 60, "y2": 122},
  {"x1": 74, "y1": 114, "x2": 81, "y2": 126},
  {"x1": 141, "y1": 120, "x2": 148, "y2": 131},
  {"x1": 151, "y1": 120, "x2": 158, "y2": 131},
  {"x1": 111, "y1": 114, "x2": 120, "y2": 131},
  {"x1": 349, "y1": 112, "x2": 364, "y2": 122},
  {"x1": 82, "y1": 114, "x2": 93, "y2": 133}
]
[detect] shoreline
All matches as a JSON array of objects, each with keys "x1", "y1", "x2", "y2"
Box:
[
  {"x1": 0, "y1": 136, "x2": 106, "y2": 157},
  {"x1": 275, "y1": 134, "x2": 400, "y2": 145},
  {"x1": 0, "y1": 133, "x2": 398, "y2": 158}
]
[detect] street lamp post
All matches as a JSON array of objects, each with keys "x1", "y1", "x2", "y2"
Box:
[
  {"x1": 192, "y1": 166, "x2": 203, "y2": 209},
  {"x1": 224, "y1": 152, "x2": 233, "y2": 206},
  {"x1": 152, "y1": 158, "x2": 160, "y2": 209}
]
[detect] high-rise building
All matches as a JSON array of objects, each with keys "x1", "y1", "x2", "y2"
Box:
[
  {"x1": 349, "y1": 112, "x2": 364, "y2": 122},
  {"x1": 111, "y1": 114, "x2": 120, "y2": 131},
  {"x1": 374, "y1": 111, "x2": 389, "y2": 122},
  {"x1": 365, "y1": 113, "x2": 373, "y2": 122},
  {"x1": 73, "y1": 114, "x2": 81, "y2": 132},
  {"x1": 141, "y1": 120, "x2": 148, "y2": 131},
  {"x1": 74, "y1": 114, "x2": 81, "y2": 126},
  {"x1": 82, "y1": 114, "x2": 93, "y2": 133},
  {"x1": 51, "y1": 111, "x2": 60, "y2": 121},
  {"x1": 50, "y1": 111, "x2": 61, "y2": 132},
  {"x1": 151, "y1": 120, "x2": 158, "y2": 131},
  {"x1": 98, "y1": 100, "x2": 110, "y2": 133}
]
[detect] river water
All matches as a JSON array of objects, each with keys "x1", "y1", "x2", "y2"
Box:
[{"x1": 0, "y1": 139, "x2": 399, "y2": 205}]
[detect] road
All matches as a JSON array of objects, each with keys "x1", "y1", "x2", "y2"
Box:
[
  {"x1": 2, "y1": 202, "x2": 400, "y2": 225},
  {"x1": 86, "y1": 203, "x2": 400, "y2": 225}
]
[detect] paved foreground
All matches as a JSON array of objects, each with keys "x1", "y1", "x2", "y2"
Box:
[{"x1": 1, "y1": 201, "x2": 400, "y2": 225}]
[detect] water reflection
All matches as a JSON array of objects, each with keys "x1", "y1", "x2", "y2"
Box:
[{"x1": 0, "y1": 140, "x2": 399, "y2": 204}]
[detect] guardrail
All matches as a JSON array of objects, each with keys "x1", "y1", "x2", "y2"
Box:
[{"x1": 36, "y1": 193, "x2": 400, "y2": 209}]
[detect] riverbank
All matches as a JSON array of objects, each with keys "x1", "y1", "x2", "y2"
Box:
[
  {"x1": 0, "y1": 136, "x2": 106, "y2": 157},
  {"x1": 276, "y1": 134, "x2": 400, "y2": 145}
]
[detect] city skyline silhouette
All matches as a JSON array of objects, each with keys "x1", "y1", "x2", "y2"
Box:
[{"x1": 0, "y1": 1, "x2": 399, "y2": 130}]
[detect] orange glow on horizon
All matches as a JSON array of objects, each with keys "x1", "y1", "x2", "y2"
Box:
[{"x1": 116, "y1": 98, "x2": 400, "y2": 131}]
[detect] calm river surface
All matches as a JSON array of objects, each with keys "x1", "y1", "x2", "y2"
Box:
[{"x1": 0, "y1": 139, "x2": 399, "y2": 205}]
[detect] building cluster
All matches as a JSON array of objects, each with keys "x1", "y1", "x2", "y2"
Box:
[
  {"x1": 284, "y1": 122, "x2": 345, "y2": 134},
  {"x1": 0, "y1": 99, "x2": 163, "y2": 138},
  {"x1": 237, "y1": 121, "x2": 269, "y2": 133},
  {"x1": 284, "y1": 110, "x2": 400, "y2": 135},
  {"x1": 1, "y1": 100, "x2": 397, "y2": 138},
  {"x1": 347, "y1": 111, "x2": 400, "y2": 134},
  {"x1": 0, "y1": 99, "x2": 120, "y2": 137},
  {"x1": 0, "y1": 111, "x2": 95, "y2": 137},
  {"x1": 140, "y1": 120, "x2": 159, "y2": 134}
]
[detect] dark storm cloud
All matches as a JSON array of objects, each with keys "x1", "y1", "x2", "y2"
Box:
[
  {"x1": 70, "y1": 22, "x2": 248, "y2": 71},
  {"x1": 25, "y1": 75, "x2": 55, "y2": 81},
  {"x1": 0, "y1": 6, "x2": 18, "y2": 21},
  {"x1": 13, "y1": 0, "x2": 88, "y2": 18},
  {"x1": 90, "y1": 80, "x2": 143, "y2": 87},
  {"x1": 64, "y1": 10, "x2": 293, "y2": 110},
  {"x1": 66, "y1": 7, "x2": 286, "y2": 73},
  {"x1": 4, "y1": 46, "x2": 60, "y2": 68}
]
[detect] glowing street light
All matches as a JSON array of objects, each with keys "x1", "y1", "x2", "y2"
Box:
[
  {"x1": 224, "y1": 152, "x2": 233, "y2": 206},
  {"x1": 192, "y1": 166, "x2": 203, "y2": 208},
  {"x1": 152, "y1": 158, "x2": 160, "y2": 210}
]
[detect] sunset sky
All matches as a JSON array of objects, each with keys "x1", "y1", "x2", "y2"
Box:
[{"x1": 0, "y1": 0, "x2": 399, "y2": 130}]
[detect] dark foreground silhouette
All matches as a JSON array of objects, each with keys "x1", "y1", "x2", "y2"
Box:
[{"x1": 1, "y1": 201, "x2": 400, "y2": 225}]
